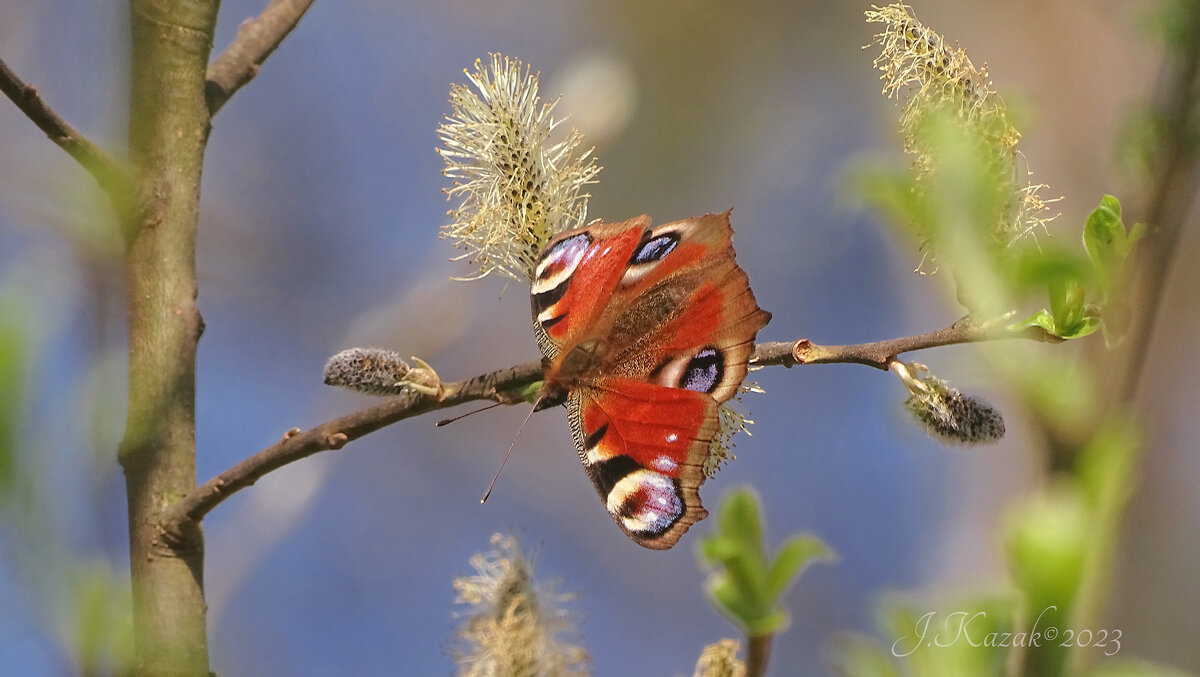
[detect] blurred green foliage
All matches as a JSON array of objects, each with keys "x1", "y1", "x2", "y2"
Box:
[
  {"x1": 699, "y1": 488, "x2": 831, "y2": 638},
  {"x1": 63, "y1": 561, "x2": 135, "y2": 675},
  {"x1": 860, "y1": 114, "x2": 1132, "y2": 344},
  {"x1": 837, "y1": 3, "x2": 1185, "y2": 674},
  {"x1": 835, "y1": 421, "x2": 1143, "y2": 675},
  {"x1": 1152, "y1": 0, "x2": 1200, "y2": 48},
  {"x1": 0, "y1": 278, "x2": 134, "y2": 674},
  {"x1": 0, "y1": 301, "x2": 25, "y2": 496}
]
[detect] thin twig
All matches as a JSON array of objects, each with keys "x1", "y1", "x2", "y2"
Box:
[
  {"x1": 159, "y1": 362, "x2": 538, "y2": 537},
  {"x1": 0, "y1": 57, "x2": 132, "y2": 212},
  {"x1": 159, "y1": 317, "x2": 1058, "y2": 538},
  {"x1": 780, "y1": 315, "x2": 1061, "y2": 369},
  {"x1": 205, "y1": 0, "x2": 316, "y2": 115},
  {"x1": 746, "y1": 634, "x2": 772, "y2": 677}
]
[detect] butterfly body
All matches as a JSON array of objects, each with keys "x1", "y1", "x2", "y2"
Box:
[{"x1": 530, "y1": 212, "x2": 770, "y2": 549}]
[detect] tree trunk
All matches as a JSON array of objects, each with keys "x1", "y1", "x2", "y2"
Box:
[{"x1": 118, "y1": 1, "x2": 220, "y2": 673}]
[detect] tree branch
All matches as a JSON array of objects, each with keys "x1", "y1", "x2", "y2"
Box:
[
  {"x1": 160, "y1": 317, "x2": 1059, "y2": 537},
  {"x1": 0, "y1": 57, "x2": 132, "y2": 213},
  {"x1": 161, "y1": 362, "x2": 538, "y2": 536},
  {"x1": 205, "y1": 0, "x2": 316, "y2": 115},
  {"x1": 784, "y1": 316, "x2": 1062, "y2": 369}
]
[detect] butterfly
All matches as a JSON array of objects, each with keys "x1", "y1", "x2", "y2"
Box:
[{"x1": 529, "y1": 211, "x2": 771, "y2": 549}]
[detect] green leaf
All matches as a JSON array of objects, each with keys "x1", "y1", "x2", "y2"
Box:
[
  {"x1": 721, "y1": 551, "x2": 769, "y2": 612},
  {"x1": 700, "y1": 537, "x2": 741, "y2": 563},
  {"x1": 1083, "y1": 200, "x2": 1125, "y2": 293},
  {"x1": 1009, "y1": 309, "x2": 1057, "y2": 334},
  {"x1": 766, "y1": 536, "x2": 833, "y2": 600},
  {"x1": 1007, "y1": 244, "x2": 1102, "y2": 339},
  {"x1": 1098, "y1": 193, "x2": 1122, "y2": 217},
  {"x1": 1083, "y1": 195, "x2": 1143, "y2": 304},
  {"x1": 709, "y1": 576, "x2": 754, "y2": 621},
  {"x1": 717, "y1": 488, "x2": 764, "y2": 550},
  {"x1": 1048, "y1": 278, "x2": 1087, "y2": 337},
  {"x1": 1077, "y1": 195, "x2": 1143, "y2": 344},
  {"x1": 1055, "y1": 315, "x2": 1102, "y2": 340}
]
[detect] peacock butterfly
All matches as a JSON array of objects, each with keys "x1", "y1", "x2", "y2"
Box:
[{"x1": 530, "y1": 211, "x2": 771, "y2": 549}]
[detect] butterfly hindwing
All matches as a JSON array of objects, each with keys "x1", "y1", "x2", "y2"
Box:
[{"x1": 566, "y1": 381, "x2": 716, "y2": 549}]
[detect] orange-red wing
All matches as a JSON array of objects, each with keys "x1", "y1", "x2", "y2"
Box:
[
  {"x1": 530, "y1": 212, "x2": 771, "y2": 549},
  {"x1": 530, "y1": 217, "x2": 649, "y2": 360},
  {"x1": 566, "y1": 379, "x2": 717, "y2": 549},
  {"x1": 606, "y1": 213, "x2": 771, "y2": 405}
]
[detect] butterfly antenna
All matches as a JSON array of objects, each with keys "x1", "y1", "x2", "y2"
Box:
[
  {"x1": 481, "y1": 399, "x2": 541, "y2": 504},
  {"x1": 435, "y1": 401, "x2": 504, "y2": 427}
]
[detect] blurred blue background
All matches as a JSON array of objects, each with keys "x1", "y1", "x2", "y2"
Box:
[{"x1": 2, "y1": 1, "x2": 1198, "y2": 675}]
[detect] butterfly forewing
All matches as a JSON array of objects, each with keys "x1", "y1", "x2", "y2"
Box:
[{"x1": 531, "y1": 216, "x2": 651, "y2": 360}]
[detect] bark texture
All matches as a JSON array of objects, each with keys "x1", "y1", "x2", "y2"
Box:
[{"x1": 118, "y1": 1, "x2": 220, "y2": 674}]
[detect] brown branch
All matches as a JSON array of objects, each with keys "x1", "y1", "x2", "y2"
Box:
[
  {"x1": 783, "y1": 316, "x2": 1062, "y2": 370},
  {"x1": 160, "y1": 362, "x2": 541, "y2": 535},
  {"x1": 0, "y1": 57, "x2": 132, "y2": 213},
  {"x1": 746, "y1": 633, "x2": 772, "y2": 677},
  {"x1": 205, "y1": 0, "x2": 316, "y2": 115},
  {"x1": 160, "y1": 316, "x2": 1059, "y2": 537}
]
